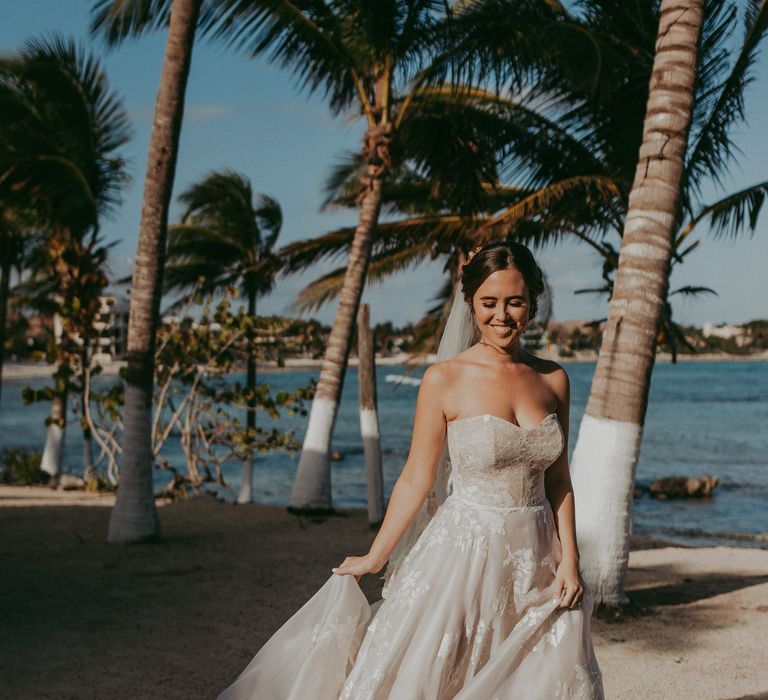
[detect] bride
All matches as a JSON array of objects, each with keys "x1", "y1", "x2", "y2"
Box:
[{"x1": 218, "y1": 240, "x2": 604, "y2": 699}]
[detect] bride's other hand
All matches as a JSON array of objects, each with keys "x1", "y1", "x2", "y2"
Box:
[
  {"x1": 332, "y1": 554, "x2": 385, "y2": 581},
  {"x1": 554, "y1": 560, "x2": 584, "y2": 609}
]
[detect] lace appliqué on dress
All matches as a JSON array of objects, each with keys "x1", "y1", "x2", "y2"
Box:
[{"x1": 555, "y1": 663, "x2": 605, "y2": 699}]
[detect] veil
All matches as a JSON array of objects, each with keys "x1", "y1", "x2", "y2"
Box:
[{"x1": 381, "y1": 276, "x2": 478, "y2": 591}]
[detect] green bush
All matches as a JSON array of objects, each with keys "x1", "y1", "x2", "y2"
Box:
[{"x1": 0, "y1": 447, "x2": 47, "y2": 485}]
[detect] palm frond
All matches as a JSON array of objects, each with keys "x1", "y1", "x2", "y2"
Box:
[
  {"x1": 670, "y1": 285, "x2": 718, "y2": 297},
  {"x1": 477, "y1": 175, "x2": 621, "y2": 238},
  {"x1": 681, "y1": 180, "x2": 768, "y2": 240},
  {"x1": 684, "y1": 0, "x2": 768, "y2": 198},
  {"x1": 165, "y1": 170, "x2": 283, "y2": 300},
  {"x1": 202, "y1": 0, "x2": 364, "y2": 116},
  {"x1": 277, "y1": 214, "x2": 474, "y2": 276},
  {"x1": 90, "y1": 0, "x2": 174, "y2": 44},
  {"x1": 0, "y1": 35, "x2": 131, "y2": 231},
  {"x1": 290, "y1": 239, "x2": 433, "y2": 312},
  {"x1": 428, "y1": 0, "x2": 599, "y2": 95}
]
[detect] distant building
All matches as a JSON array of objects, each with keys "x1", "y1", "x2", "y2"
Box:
[
  {"x1": 54, "y1": 295, "x2": 130, "y2": 363},
  {"x1": 521, "y1": 321, "x2": 548, "y2": 351},
  {"x1": 702, "y1": 321, "x2": 749, "y2": 346},
  {"x1": 94, "y1": 295, "x2": 130, "y2": 361},
  {"x1": 702, "y1": 321, "x2": 741, "y2": 339}
]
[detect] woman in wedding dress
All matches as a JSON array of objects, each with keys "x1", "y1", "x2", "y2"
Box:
[{"x1": 218, "y1": 240, "x2": 604, "y2": 699}]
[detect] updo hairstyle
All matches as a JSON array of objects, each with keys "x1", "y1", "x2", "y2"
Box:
[{"x1": 460, "y1": 240, "x2": 544, "y2": 320}]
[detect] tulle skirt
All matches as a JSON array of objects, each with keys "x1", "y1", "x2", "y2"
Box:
[{"x1": 218, "y1": 495, "x2": 604, "y2": 699}]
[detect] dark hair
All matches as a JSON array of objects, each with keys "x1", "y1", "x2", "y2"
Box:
[{"x1": 461, "y1": 241, "x2": 544, "y2": 319}]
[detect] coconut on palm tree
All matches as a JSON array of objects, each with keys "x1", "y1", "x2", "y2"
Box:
[{"x1": 164, "y1": 169, "x2": 282, "y2": 503}]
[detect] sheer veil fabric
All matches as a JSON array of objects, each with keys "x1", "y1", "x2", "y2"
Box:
[{"x1": 382, "y1": 281, "x2": 478, "y2": 588}]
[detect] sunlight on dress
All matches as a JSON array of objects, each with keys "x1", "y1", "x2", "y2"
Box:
[{"x1": 218, "y1": 412, "x2": 604, "y2": 699}]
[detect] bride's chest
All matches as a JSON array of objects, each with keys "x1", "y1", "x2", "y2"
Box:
[{"x1": 447, "y1": 414, "x2": 564, "y2": 474}]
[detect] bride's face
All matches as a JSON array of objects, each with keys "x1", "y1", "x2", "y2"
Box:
[{"x1": 471, "y1": 268, "x2": 531, "y2": 347}]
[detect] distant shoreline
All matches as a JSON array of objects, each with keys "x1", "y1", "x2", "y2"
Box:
[
  {"x1": 256, "y1": 350, "x2": 768, "y2": 372},
  {"x1": 4, "y1": 351, "x2": 767, "y2": 379}
]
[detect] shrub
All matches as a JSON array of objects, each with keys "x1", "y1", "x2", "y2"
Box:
[{"x1": 0, "y1": 447, "x2": 47, "y2": 485}]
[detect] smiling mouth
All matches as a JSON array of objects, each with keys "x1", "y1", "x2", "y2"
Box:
[{"x1": 490, "y1": 325, "x2": 513, "y2": 335}]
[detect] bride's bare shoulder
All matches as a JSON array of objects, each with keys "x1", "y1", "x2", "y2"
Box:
[
  {"x1": 430, "y1": 346, "x2": 478, "y2": 378},
  {"x1": 423, "y1": 351, "x2": 469, "y2": 392},
  {"x1": 525, "y1": 352, "x2": 570, "y2": 398}
]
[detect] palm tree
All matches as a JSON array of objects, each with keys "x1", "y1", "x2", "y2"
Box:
[
  {"x1": 91, "y1": 0, "x2": 202, "y2": 543},
  {"x1": 269, "y1": 0, "x2": 767, "y2": 602},
  {"x1": 164, "y1": 169, "x2": 282, "y2": 503},
  {"x1": 567, "y1": 0, "x2": 708, "y2": 609},
  {"x1": 0, "y1": 221, "x2": 27, "y2": 406},
  {"x1": 18, "y1": 230, "x2": 115, "y2": 483},
  {"x1": 95, "y1": 1, "x2": 589, "y2": 511},
  {"x1": 0, "y1": 36, "x2": 130, "y2": 478},
  {"x1": 204, "y1": 1, "x2": 553, "y2": 511},
  {"x1": 282, "y1": 1, "x2": 767, "y2": 304}
]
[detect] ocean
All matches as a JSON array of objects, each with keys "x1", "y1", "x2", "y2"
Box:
[{"x1": 1, "y1": 360, "x2": 766, "y2": 547}]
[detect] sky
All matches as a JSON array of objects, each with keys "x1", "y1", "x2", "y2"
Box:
[{"x1": 1, "y1": 1, "x2": 767, "y2": 329}]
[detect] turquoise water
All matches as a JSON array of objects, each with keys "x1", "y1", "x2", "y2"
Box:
[{"x1": 1, "y1": 361, "x2": 766, "y2": 547}]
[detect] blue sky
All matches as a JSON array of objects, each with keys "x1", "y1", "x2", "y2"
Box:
[{"x1": 2, "y1": 2, "x2": 766, "y2": 327}]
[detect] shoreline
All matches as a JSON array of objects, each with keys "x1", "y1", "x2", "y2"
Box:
[
  {"x1": 1, "y1": 491, "x2": 766, "y2": 699},
  {"x1": 3, "y1": 350, "x2": 765, "y2": 380},
  {"x1": 255, "y1": 350, "x2": 768, "y2": 371}
]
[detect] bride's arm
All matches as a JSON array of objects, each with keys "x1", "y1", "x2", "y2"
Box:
[
  {"x1": 332, "y1": 363, "x2": 447, "y2": 578},
  {"x1": 543, "y1": 367, "x2": 584, "y2": 608}
]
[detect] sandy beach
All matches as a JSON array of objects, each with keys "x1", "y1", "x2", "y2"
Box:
[{"x1": 2, "y1": 486, "x2": 767, "y2": 700}]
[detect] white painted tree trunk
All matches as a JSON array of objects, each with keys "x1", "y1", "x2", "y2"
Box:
[
  {"x1": 570, "y1": 415, "x2": 643, "y2": 604},
  {"x1": 360, "y1": 407, "x2": 384, "y2": 523},
  {"x1": 358, "y1": 303, "x2": 384, "y2": 523},
  {"x1": 41, "y1": 400, "x2": 66, "y2": 479},
  {"x1": 237, "y1": 456, "x2": 253, "y2": 504},
  {"x1": 41, "y1": 372, "x2": 67, "y2": 480},
  {"x1": 290, "y1": 396, "x2": 337, "y2": 508},
  {"x1": 572, "y1": 0, "x2": 704, "y2": 605},
  {"x1": 289, "y1": 154, "x2": 385, "y2": 510},
  {"x1": 109, "y1": 383, "x2": 161, "y2": 542}
]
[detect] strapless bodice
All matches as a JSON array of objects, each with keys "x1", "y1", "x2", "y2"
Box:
[{"x1": 446, "y1": 413, "x2": 564, "y2": 509}]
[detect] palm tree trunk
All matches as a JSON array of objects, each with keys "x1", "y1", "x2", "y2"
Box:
[
  {"x1": 41, "y1": 366, "x2": 69, "y2": 482},
  {"x1": 357, "y1": 303, "x2": 384, "y2": 524},
  {"x1": 0, "y1": 235, "x2": 10, "y2": 407},
  {"x1": 570, "y1": 0, "x2": 704, "y2": 605},
  {"x1": 289, "y1": 161, "x2": 384, "y2": 510},
  {"x1": 238, "y1": 289, "x2": 257, "y2": 504},
  {"x1": 108, "y1": 0, "x2": 201, "y2": 543},
  {"x1": 81, "y1": 347, "x2": 96, "y2": 484}
]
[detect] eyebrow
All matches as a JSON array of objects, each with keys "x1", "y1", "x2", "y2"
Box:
[{"x1": 478, "y1": 295, "x2": 527, "y2": 300}]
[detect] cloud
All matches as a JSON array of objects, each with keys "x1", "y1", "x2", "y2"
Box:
[
  {"x1": 184, "y1": 105, "x2": 234, "y2": 122},
  {"x1": 128, "y1": 104, "x2": 234, "y2": 125}
]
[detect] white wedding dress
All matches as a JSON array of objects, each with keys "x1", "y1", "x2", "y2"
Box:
[{"x1": 218, "y1": 411, "x2": 604, "y2": 699}]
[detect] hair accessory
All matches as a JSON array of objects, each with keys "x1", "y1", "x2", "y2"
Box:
[{"x1": 462, "y1": 244, "x2": 484, "y2": 267}]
